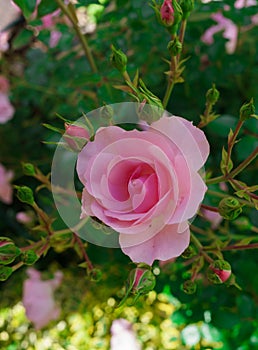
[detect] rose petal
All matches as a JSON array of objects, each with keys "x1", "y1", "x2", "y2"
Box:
[{"x1": 120, "y1": 223, "x2": 190, "y2": 265}]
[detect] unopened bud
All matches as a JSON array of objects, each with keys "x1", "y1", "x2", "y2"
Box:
[
  {"x1": 181, "y1": 280, "x2": 197, "y2": 294},
  {"x1": 15, "y1": 186, "x2": 34, "y2": 205},
  {"x1": 240, "y1": 98, "x2": 255, "y2": 121},
  {"x1": 22, "y1": 163, "x2": 36, "y2": 176},
  {"x1": 64, "y1": 123, "x2": 90, "y2": 151},
  {"x1": 21, "y1": 250, "x2": 39, "y2": 265},
  {"x1": 160, "y1": 0, "x2": 175, "y2": 26},
  {"x1": 89, "y1": 268, "x2": 102, "y2": 282},
  {"x1": 206, "y1": 84, "x2": 220, "y2": 105},
  {"x1": 181, "y1": 245, "x2": 196, "y2": 259},
  {"x1": 111, "y1": 45, "x2": 127, "y2": 73},
  {"x1": 180, "y1": 0, "x2": 195, "y2": 19},
  {"x1": 129, "y1": 267, "x2": 156, "y2": 294},
  {"x1": 0, "y1": 265, "x2": 13, "y2": 281},
  {"x1": 167, "y1": 37, "x2": 182, "y2": 56},
  {"x1": 218, "y1": 197, "x2": 242, "y2": 220},
  {"x1": 208, "y1": 260, "x2": 231, "y2": 284},
  {"x1": 0, "y1": 238, "x2": 21, "y2": 265}
]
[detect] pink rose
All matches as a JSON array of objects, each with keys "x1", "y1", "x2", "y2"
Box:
[
  {"x1": 77, "y1": 115, "x2": 209, "y2": 265},
  {"x1": 22, "y1": 268, "x2": 63, "y2": 330},
  {"x1": 111, "y1": 319, "x2": 142, "y2": 350},
  {"x1": 0, "y1": 93, "x2": 15, "y2": 124},
  {"x1": 0, "y1": 163, "x2": 13, "y2": 204}
]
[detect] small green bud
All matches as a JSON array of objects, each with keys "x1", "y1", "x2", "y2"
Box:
[
  {"x1": 181, "y1": 245, "x2": 196, "y2": 259},
  {"x1": 218, "y1": 197, "x2": 242, "y2": 220},
  {"x1": 111, "y1": 45, "x2": 127, "y2": 73},
  {"x1": 206, "y1": 84, "x2": 220, "y2": 105},
  {"x1": 207, "y1": 260, "x2": 231, "y2": 284},
  {"x1": 22, "y1": 163, "x2": 36, "y2": 176},
  {"x1": 167, "y1": 37, "x2": 182, "y2": 56},
  {"x1": 15, "y1": 186, "x2": 34, "y2": 205},
  {"x1": 180, "y1": 0, "x2": 195, "y2": 19},
  {"x1": 181, "y1": 280, "x2": 197, "y2": 294},
  {"x1": 0, "y1": 238, "x2": 21, "y2": 265},
  {"x1": 21, "y1": 250, "x2": 39, "y2": 265},
  {"x1": 240, "y1": 98, "x2": 255, "y2": 121},
  {"x1": 89, "y1": 268, "x2": 102, "y2": 282},
  {"x1": 0, "y1": 265, "x2": 13, "y2": 281}
]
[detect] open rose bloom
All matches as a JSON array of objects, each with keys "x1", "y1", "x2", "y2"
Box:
[{"x1": 77, "y1": 114, "x2": 209, "y2": 265}]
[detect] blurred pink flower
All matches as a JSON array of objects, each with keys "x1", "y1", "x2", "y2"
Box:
[
  {"x1": 0, "y1": 31, "x2": 10, "y2": 52},
  {"x1": 16, "y1": 212, "x2": 32, "y2": 224},
  {"x1": 22, "y1": 268, "x2": 63, "y2": 330},
  {"x1": 201, "y1": 12, "x2": 238, "y2": 54},
  {"x1": 49, "y1": 30, "x2": 62, "y2": 48},
  {"x1": 0, "y1": 93, "x2": 15, "y2": 123},
  {"x1": 234, "y1": 0, "x2": 256, "y2": 9},
  {"x1": 202, "y1": 208, "x2": 223, "y2": 229},
  {"x1": 110, "y1": 319, "x2": 142, "y2": 350},
  {"x1": 0, "y1": 164, "x2": 14, "y2": 205},
  {"x1": 0, "y1": 76, "x2": 10, "y2": 94}
]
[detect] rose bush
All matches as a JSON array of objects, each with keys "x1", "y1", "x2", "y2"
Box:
[
  {"x1": 77, "y1": 115, "x2": 209, "y2": 265},
  {"x1": 0, "y1": 163, "x2": 14, "y2": 204}
]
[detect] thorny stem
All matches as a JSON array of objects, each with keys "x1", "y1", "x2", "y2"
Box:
[
  {"x1": 190, "y1": 232, "x2": 214, "y2": 263},
  {"x1": 163, "y1": 56, "x2": 177, "y2": 109},
  {"x1": 200, "y1": 204, "x2": 219, "y2": 213},
  {"x1": 74, "y1": 234, "x2": 94, "y2": 271},
  {"x1": 55, "y1": 0, "x2": 98, "y2": 73},
  {"x1": 226, "y1": 120, "x2": 244, "y2": 172}
]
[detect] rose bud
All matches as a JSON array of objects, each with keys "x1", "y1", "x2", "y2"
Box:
[
  {"x1": 181, "y1": 280, "x2": 197, "y2": 294},
  {"x1": 180, "y1": 0, "x2": 195, "y2": 19},
  {"x1": 0, "y1": 237, "x2": 21, "y2": 265},
  {"x1": 206, "y1": 84, "x2": 220, "y2": 105},
  {"x1": 160, "y1": 0, "x2": 182, "y2": 28},
  {"x1": 160, "y1": 0, "x2": 174, "y2": 26},
  {"x1": 119, "y1": 266, "x2": 156, "y2": 306},
  {"x1": 110, "y1": 45, "x2": 127, "y2": 73},
  {"x1": 218, "y1": 197, "x2": 242, "y2": 220},
  {"x1": 240, "y1": 98, "x2": 255, "y2": 121},
  {"x1": 0, "y1": 265, "x2": 13, "y2": 281},
  {"x1": 167, "y1": 37, "x2": 182, "y2": 56},
  {"x1": 64, "y1": 123, "x2": 90, "y2": 151},
  {"x1": 207, "y1": 260, "x2": 231, "y2": 284}
]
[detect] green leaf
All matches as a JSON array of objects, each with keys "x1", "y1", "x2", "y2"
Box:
[
  {"x1": 12, "y1": 29, "x2": 34, "y2": 50},
  {"x1": 37, "y1": 0, "x2": 59, "y2": 17},
  {"x1": 12, "y1": 0, "x2": 37, "y2": 19}
]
